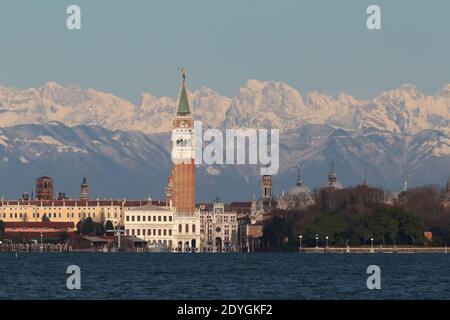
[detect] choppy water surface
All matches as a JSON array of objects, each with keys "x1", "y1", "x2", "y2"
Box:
[{"x1": 0, "y1": 253, "x2": 448, "y2": 299}]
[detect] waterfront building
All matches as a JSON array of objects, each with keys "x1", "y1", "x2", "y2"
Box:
[
  {"x1": 199, "y1": 198, "x2": 238, "y2": 252},
  {"x1": 123, "y1": 203, "x2": 201, "y2": 252},
  {"x1": 174, "y1": 209, "x2": 201, "y2": 252},
  {"x1": 124, "y1": 203, "x2": 176, "y2": 250},
  {"x1": 0, "y1": 198, "x2": 155, "y2": 227},
  {"x1": 3, "y1": 221, "x2": 75, "y2": 241},
  {"x1": 238, "y1": 217, "x2": 264, "y2": 253}
]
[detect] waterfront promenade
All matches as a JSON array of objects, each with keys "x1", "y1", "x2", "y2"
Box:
[
  {"x1": 300, "y1": 246, "x2": 450, "y2": 254},
  {"x1": 1, "y1": 242, "x2": 450, "y2": 253}
]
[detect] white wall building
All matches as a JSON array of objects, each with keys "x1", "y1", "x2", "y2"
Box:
[{"x1": 124, "y1": 203, "x2": 201, "y2": 252}]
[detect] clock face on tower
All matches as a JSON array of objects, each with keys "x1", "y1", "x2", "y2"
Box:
[{"x1": 172, "y1": 125, "x2": 195, "y2": 162}]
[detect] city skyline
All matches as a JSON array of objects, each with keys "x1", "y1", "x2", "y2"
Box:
[
  {"x1": 2, "y1": 1, "x2": 450, "y2": 304},
  {"x1": 1, "y1": 74, "x2": 449, "y2": 200}
]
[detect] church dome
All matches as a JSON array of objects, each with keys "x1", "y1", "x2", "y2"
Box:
[
  {"x1": 276, "y1": 167, "x2": 315, "y2": 210},
  {"x1": 287, "y1": 175, "x2": 312, "y2": 198},
  {"x1": 288, "y1": 181, "x2": 312, "y2": 197}
]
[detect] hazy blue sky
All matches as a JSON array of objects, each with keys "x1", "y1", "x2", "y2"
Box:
[{"x1": 1, "y1": 0, "x2": 449, "y2": 102}]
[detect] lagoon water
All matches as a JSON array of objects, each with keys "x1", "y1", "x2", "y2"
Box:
[{"x1": 0, "y1": 252, "x2": 448, "y2": 299}]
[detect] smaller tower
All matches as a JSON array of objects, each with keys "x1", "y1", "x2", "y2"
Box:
[
  {"x1": 262, "y1": 174, "x2": 273, "y2": 201},
  {"x1": 165, "y1": 176, "x2": 173, "y2": 207},
  {"x1": 80, "y1": 175, "x2": 89, "y2": 201},
  {"x1": 324, "y1": 160, "x2": 343, "y2": 189},
  {"x1": 296, "y1": 164, "x2": 302, "y2": 187},
  {"x1": 362, "y1": 170, "x2": 369, "y2": 188},
  {"x1": 36, "y1": 176, "x2": 54, "y2": 200}
]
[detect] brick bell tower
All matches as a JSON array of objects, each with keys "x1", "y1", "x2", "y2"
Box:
[
  {"x1": 36, "y1": 176, "x2": 54, "y2": 200},
  {"x1": 169, "y1": 69, "x2": 196, "y2": 213}
]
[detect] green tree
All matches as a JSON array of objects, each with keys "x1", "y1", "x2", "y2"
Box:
[
  {"x1": 76, "y1": 220, "x2": 83, "y2": 234},
  {"x1": 94, "y1": 222, "x2": 105, "y2": 235},
  {"x1": 263, "y1": 215, "x2": 293, "y2": 250},
  {"x1": 391, "y1": 207, "x2": 424, "y2": 244},
  {"x1": 81, "y1": 217, "x2": 95, "y2": 235},
  {"x1": 304, "y1": 212, "x2": 351, "y2": 246},
  {"x1": 104, "y1": 220, "x2": 114, "y2": 233}
]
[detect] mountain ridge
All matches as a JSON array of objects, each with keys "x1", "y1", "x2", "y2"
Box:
[{"x1": 1, "y1": 81, "x2": 449, "y2": 137}]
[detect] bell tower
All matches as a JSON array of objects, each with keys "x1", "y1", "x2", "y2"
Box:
[
  {"x1": 80, "y1": 174, "x2": 89, "y2": 201},
  {"x1": 169, "y1": 69, "x2": 196, "y2": 213},
  {"x1": 262, "y1": 174, "x2": 272, "y2": 201}
]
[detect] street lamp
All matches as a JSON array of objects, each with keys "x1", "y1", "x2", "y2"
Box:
[
  {"x1": 40, "y1": 232, "x2": 43, "y2": 252},
  {"x1": 370, "y1": 238, "x2": 374, "y2": 253},
  {"x1": 299, "y1": 235, "x2": 303, "y2": 253},
  {"x1": 315, "y1": 234, "x2": 319, "y2": 249},
  {"x1": 326, "y1": 236, "x2": 329, "y2": 250}
]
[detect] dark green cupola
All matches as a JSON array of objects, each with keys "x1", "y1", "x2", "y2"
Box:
[{"x1": 177, "y1": 69, "x2": 191, "y2": 115}]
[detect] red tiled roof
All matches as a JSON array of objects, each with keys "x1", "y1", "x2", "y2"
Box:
[
  {"x1": 197, "y1": 203, "x2": 214, "y2": 211},
  {"x1": 0, "y1": 199, "x2": 163, "y2": 207},
  {"x1": 229, "y1": 202, "x2": 252, "y2": 208},
  {"x1": 5, "y1": 222, "x2": 74, "y2": 229}
]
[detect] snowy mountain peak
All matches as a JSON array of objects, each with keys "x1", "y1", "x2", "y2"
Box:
[
  {"x1": 0, "y1": 81, "x2": 449, "y2": 136},
  {"x1": 437, "y1": 84, "x2": 450, "y2": 97}
]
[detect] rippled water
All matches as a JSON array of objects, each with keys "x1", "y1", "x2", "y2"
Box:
[{"x1": 0, "y1": 252, "x2": 449, "y2": 299}]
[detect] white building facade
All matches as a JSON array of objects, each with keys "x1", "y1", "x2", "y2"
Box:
[{"x1": 124, "y1": 204, "x2": 201, "y2": 252}]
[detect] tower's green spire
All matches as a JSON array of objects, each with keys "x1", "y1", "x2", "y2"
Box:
[{"x1": 177, "y1": 68, "x2": 191, "y2": 115}]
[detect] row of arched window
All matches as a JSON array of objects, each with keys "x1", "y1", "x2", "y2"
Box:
[{"x1": 178, "y1": 224, "x2": 196, "y2": 233}]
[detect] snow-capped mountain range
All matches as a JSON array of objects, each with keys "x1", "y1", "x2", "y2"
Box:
[
  {"x1": 0, "y1": 81, "x2": 449, "y2": 200},
  {"x1": 1, "y1": 80, "x2": 450, "y2": 136}
]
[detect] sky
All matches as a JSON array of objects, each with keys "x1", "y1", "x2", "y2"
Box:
[{"x1": 0, "y1": 0, "x2": 449, "y2": 103}]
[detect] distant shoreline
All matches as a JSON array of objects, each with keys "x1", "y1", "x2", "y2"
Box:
[
  {"x1": 1, "y1": 247, "x2": 450, "y2": 254},
  {"x1": 299, "y1": 247, "x2": 450, "y2": 254}
]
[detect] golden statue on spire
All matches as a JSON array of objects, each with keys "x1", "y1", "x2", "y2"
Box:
[{"x1": 181, "y1": 67, "x2": 187, "y2": 81}]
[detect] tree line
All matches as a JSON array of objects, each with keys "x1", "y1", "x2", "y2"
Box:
[{"x1": 262, "y1": 185, "x2": 450, "y2": 251}]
